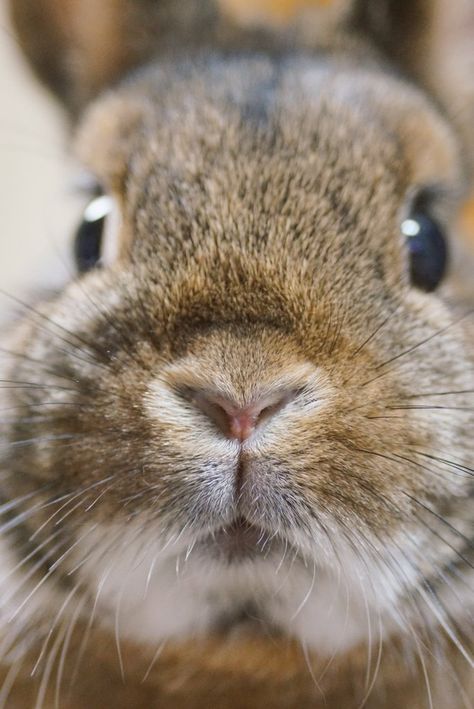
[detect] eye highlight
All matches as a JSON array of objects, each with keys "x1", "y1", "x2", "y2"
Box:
[
  {"x1": 401, "y1": 212, "x2": 448, "y2": 292},
  {"x1": 74, "y1": 195, "x2": 113, "y2": 273}
]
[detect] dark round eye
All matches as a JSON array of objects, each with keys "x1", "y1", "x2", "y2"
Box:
[
  {"x1": 74, "y1": 195, "x2": 112, "y2": 273},
  {"x1": 401, "y1": 213, "x2": 448, "y2": 292}
]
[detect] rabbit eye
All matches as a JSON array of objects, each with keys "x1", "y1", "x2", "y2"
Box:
[
  {"x1": 401, "y1": 213, "x2": 448, "y2": 292},
  {"x1": 74, "y1": 194, "x2": 120, "y2": 273},
  {"x1": 74, "y1": 195, "x2": 114, "y2": 273}
]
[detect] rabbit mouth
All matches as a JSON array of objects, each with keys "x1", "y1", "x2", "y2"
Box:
[{"x1": 197, "y1": 517, "x2": 289, "y2": 563}]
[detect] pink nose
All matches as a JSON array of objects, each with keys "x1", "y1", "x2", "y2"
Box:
[{"x1": 190, "y1": 389, "x2": 295, "y2": 442}]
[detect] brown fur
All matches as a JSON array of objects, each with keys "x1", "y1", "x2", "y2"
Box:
[
  {"x1": 1, "y1": 627, "x2": 472, "y2": 708},
  {"x1": 2, "y1": 1, "x2": 474, "y2": 707}
]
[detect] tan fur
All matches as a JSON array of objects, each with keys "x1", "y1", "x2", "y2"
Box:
[
  {"x1": 218, "y1": 0, "x2": 351, "y2": 28},
  {"x1": 1, "y1": 627, "x2": 472, "y2": 707},
  {"x1": 2, "y1": 1, "x2": 474, "y2": 707}
]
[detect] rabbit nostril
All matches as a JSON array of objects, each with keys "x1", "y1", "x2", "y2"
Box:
[{"x1": 187, "y1": 389, "x2": 296, "y2": 442}]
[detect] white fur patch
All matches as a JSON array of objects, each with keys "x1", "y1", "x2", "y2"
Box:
[{"x1": 73, "y1": 520, "x2": 406, "y2": 656}]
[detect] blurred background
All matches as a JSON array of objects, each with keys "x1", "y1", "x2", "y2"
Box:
[{"x1": 0, "y1": 1, "x2": 74, "y2": 297}]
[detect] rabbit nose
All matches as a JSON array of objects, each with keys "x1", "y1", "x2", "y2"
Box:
[{"x1": 190, "y1": 389, "x2": 296, "y2": 442}]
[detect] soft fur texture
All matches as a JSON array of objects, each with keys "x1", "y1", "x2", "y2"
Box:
[{"x1": 1, "y1": 1, "x2": 473, "y2": 707}]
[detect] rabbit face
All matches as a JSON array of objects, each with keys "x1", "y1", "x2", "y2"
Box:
[{"x1": 3, "y1": 58, "x2": 472, "y2": 653}]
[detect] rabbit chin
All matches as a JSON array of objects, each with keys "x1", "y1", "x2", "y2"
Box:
[{"x1": 70, "y1": 520, "x2": 403, "y2": 656}]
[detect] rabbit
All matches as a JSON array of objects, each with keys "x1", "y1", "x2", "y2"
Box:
[{"x1": 0, "y1": 0, "x2": 473, "y2": 706}]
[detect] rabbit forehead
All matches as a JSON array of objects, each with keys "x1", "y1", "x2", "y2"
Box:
[{"x1": 77, "y1": 56, "x2": 462, "y2": 211}]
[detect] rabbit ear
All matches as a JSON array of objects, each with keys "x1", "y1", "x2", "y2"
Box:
[
  {"x1": 8, "y1": 0, "x2": 70, "y2": 104},
  {"x1": 354, "y1": 0, "x2": 474, "y2": 182},
  {"x1": 9, "y1": 1, "x2": 227, "y2": 112},
  {"x1": 8, "y1": 0, "x2": 152, "y2": 112},
  {"x1": 353, "y1": 0, "x2": 436, "y2": 76},
  {"x1": 430, "y1": 2, "x2": 474, "y2": 184}
]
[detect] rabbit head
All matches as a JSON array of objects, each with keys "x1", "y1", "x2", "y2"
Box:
[{"x1": 3, "y1": 0, "x2": 473, "y2": 696}]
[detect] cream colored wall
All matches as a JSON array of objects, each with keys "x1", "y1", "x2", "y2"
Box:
[{"x1": 0, "y1": 1, "x2": 73, "y2": 298}]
